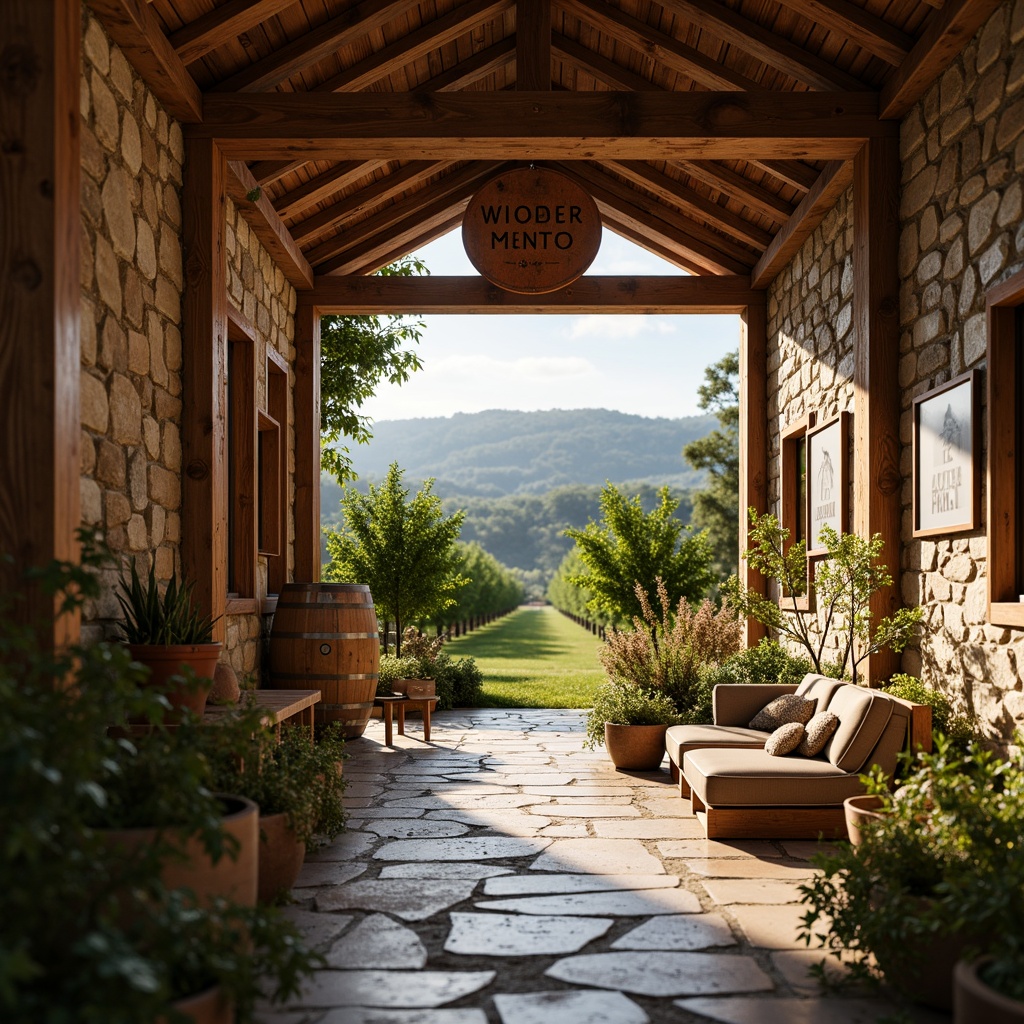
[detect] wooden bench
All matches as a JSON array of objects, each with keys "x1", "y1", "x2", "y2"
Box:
[
  {"x1": 202, "y1": 689, "x2": 321, "y2": 740},
  {"x1": 373, "y1": 695, "x2": 439, "y2": 746}
]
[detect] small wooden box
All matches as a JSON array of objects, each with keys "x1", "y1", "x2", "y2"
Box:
[{"x1": 393, "y1": 678, "x2": 436, "y2": 698}]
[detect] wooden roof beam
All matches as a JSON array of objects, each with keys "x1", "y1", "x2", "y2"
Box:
[
  {"x1": 193, "y1": 91, "x2": 890, "y2": 161},
  {"x1": 552, "y1": 33, "x2": 661, "y2": 91},
  {"x1": 656, "y1": 0, "x2": 867, "y2": 91},
  {"x1": 518, "y1": 0, "x2": 552, "y2": 90},
  {"x1": 226, "y1": 162, "x2": 313, "y2": 289},
  {"x1": 304, "y1": 275, "x2": 760, "y2": 312},
  {"x1": 87, "y1": 0, "x2": 202, "y2": 121},
  {"x1": 273, "y1": 161, "x2": 390, "y2": 219},
  {"x1": 603, "y1": 160, "x2": 773, "y2": 249},
  {"x1": 313, "y1": 0, "x2": 514, "y2": 94},
  {"x1": 601, "y1": 218, "x2": 710, "y2": 275},
  {"x1": 748, "y1": 159, "x2": 818, "y2": 192},
  {"x1": 307, "y1": 162, "x2": 502, "y2": 268},
  {"x1": 559, "y1": 0, "x2": 759, "y2": 91},
  {"x1": 170, "y1": 0, "x2": 298, "y2": 66},
  {"x1": 674, "y1": 160, "x2": 795, "y2": 223},
  {"x1": 771, "y1": 0, "x2": 914, "y2": 66},
  {"x1": 290, "y1": 161, "x2": 453, "y2": 243},
  {"x1": 345, "y1": 214, "x2": 466, "y2": 276},
  {"x1": 881, "y1": 0, "x2": 1004, "y2": 119},
  {"x1": 750, "y1": 159, "x2": 853, "y2": 288},
  {"x1": 212, "y1": 0, "x2": 421, "y2": 92}
]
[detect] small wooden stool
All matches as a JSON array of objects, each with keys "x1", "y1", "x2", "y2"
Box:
[{"x1": 373, "y1": 695, "x2": 439, "y2": 746}]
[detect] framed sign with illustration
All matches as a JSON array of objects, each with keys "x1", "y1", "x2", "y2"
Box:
[
  {"x1": 913, "y1": 371, "x2": 979, "y2": 537},
  {"x1": 805, "y1": 412, "x2": 849, "y2": 556}
]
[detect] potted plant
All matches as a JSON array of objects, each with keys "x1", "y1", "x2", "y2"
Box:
[
  {"x1": 117, "y1": 559, "x2": 221, "y2": 716},
  {"x1": 798, "y1": 739, "x2": 1024, "y2": 1012},
  {"x1": 209, "y1": 715, "x2": 348, "y2": 903},
  {"x1": 585, "y1": 681, "x2": 681, "y2": 770}
]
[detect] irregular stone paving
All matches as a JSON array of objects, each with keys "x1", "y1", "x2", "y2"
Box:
[{"x1": 258, "y1": 709, "x2": 947, "y2": 1024}]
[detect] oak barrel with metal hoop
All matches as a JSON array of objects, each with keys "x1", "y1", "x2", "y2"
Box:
[{"x1": 269, "y1": 583, "x2": 379, "y2": 738}]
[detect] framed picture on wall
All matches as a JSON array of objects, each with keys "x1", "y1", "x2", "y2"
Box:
[
  {"x1": 805, "y1": 411, "x2": 849, "y2": 556},
  {"x1": 913, "y1": 371, "x2": 980, "y2": 537}
]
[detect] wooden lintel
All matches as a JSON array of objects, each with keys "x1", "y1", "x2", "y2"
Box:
[
  {"x1": 518, "y1": 0, "x2": 552, "y2": 91},
  {"x1": 170, "y1": 0, "x2": 297, "y2": 65},
  {"x1": 880, "y1": 0, "x2": 1005, "y2": 119},
  {"x1": 190, "y1": 91, "x2": 888, "y2": 161},
  {"x1": 751, "y1": 160, "x2": 853, "y2": 288},
  {"x1": 302, "y1": 275, "x2": 759, "y2": 314},
  {"x1": 87, "y1": 0, "x2": 203, "y2": 122},
  {"x1": 227, "y1": 162, "x2": 313, "y2": 290}
]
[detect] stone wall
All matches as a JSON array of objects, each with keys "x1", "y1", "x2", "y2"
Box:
[
  {"x1": 78, "y1": 6, "x2": 297, "y2": 681},
  {"x1": 766, "y1": 0, "x2": 1024, "y2": 745}
]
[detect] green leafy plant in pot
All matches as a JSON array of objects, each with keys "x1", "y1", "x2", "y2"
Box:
[
  {"x1": 798, "y1": 738, "x2": 1024, "y2": 1012},
  {"x1": 209, "y1": 713, "x2": 348, "y2": 903},
  {"x1": 585, "y1": 681, "x2": 681, "y2": 770},
  {"x1": 117, "y1": 559, "x2": 221, "y2": 716}
]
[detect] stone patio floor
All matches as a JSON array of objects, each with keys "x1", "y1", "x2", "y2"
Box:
[{"x1": 261, "y1": 709, "x2": 949, "y2": 1024}]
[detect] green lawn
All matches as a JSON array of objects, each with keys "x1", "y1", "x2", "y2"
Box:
[{"x1": 447, "y1": 606, "x2": 606, "y2": 708}]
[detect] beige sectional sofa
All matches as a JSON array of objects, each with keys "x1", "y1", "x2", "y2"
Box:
[{"x1": 665, "y1": 675, "x2": 920, "y2": 839}]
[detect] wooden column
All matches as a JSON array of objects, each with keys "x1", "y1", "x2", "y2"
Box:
[
  {"x1": 853, "y1": 136, "x2": 901, "y2": 685},
  {"x1": 739, "y1": 298, "x2": 768, "y2": 647},
  {"x1": 293, "y1": 302, "x2": 321, "y2": 582},
  {"x1": 0, "y1": 1, "x2": 81, "y2": 646},
  {"x1": 182, "y1": 138, "x2": 228, "y2": 640},
  {"x1": 517, "y1": 0, "x2": 551, "y2": 90}
]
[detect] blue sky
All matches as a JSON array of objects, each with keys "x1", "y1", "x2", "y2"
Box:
[{"x1": 360, "y1": 228, "x2": 741, "y2": 422}]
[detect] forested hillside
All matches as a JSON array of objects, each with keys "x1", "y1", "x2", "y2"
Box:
[{"x1": 331, "y1": 408, "x2": 713, "y2": 496}]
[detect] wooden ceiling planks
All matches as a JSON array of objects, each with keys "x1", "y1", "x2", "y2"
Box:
[{"x1": 99, "y1": 0, "x2": 967, "y2": 284}]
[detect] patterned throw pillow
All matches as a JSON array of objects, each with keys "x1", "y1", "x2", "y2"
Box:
[
  {"x1": 749, "y1": 693, "x2": 816, "y2": 731},
  {"x1": 798, "y1": 711, "x2": 840, "y2": 756},
  {"x1": 764, "y1": 722, "x2": 805, "y2": 756}
]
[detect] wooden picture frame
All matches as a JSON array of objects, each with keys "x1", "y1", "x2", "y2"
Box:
[
  {"x1": 913, "y1": 370, "x2": 980, "y2": 538},
  {"x1": 805, "y1": 412, "x2": 849, "y2": 557},
  {"x1": 780, "y1": 414, "x2": 815, "y2": 612}
]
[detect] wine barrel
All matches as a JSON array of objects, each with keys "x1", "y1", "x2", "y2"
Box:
[{"x1": 269, "y1": 583, "x2": 379, "y2": 738}]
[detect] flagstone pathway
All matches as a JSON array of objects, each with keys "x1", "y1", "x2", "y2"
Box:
[{"x1": 260, "y1": 709, "x2": 948, "y2": 1024}]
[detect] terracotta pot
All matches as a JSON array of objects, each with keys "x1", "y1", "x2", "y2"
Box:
[
  {"x1": 129, "y1": 643, "x2": 222, "y2": 717},
  {"x1": 604, "y1": 722, "x2": 668, "y2": 771},
  {"x1": 257, "y1": 811, "x2": 306, "y2": 904},
  {"x1": 844, "y1": 793, "x2": 886, "y2": 847},
  {"x1": 208, "y1": 662, "x2": 241, "y2": 705},
  {"x1": 166, "y1": 984, "x2": 234, "y2": 1024},
  {"x1": 99, "y1": 795, "x2": 259, "y2": 908},
  {"x1": 955, "y1": 958, "x2": 1024, "y2": 1024}
]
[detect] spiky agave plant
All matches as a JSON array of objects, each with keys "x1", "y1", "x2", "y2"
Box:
[{"x1": 116, "y1": 560, "x2": 217, "y2": 645}]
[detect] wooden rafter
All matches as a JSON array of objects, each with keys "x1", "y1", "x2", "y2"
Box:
[
  {"x1": 192, "y1": 91, "x2": 888, "y2": 162},
  {"x1": 772, "y1": 0, "x2": 914, "y2": 66},
  {"x1": 674, "y1": 160, "x2": 794, "y2": 223},
  {"x1": 170, "y1": 0, "x2": 298, "y2": 66},
  {"x1": 551, "y1": 33, "x2": 658, "y2": 91},
  {"x1": 306, "y1": 275, "x2": 759, "y2": 313},
  {"x1": 600, "y1": 216, "x2": 713, "y2": 276},
  {"x1": 312, "y1": 0, "x2": 515, "y2": 94},
  {"x1": 211, "y1": 0, "x2": 422, "y2": 93},
  {"x1": 750, "y1": 159, "x2": 853, "y2": 288},
  {"x1": 290, "y1": 161, "x2": 453, "y2": 243},
  {"x1": 518, "y1": 0, "x2": 552, "y2": 90},
  {"x1": 748, "y1": 159, "x2": 817, "y2": 192},
  {"x1": 87, "y1": 0, "x2": 202, "y2": 121},
  {"x1": 603, "y1": 160, "x2": 773, "y2": 249},
  {"x1": 656, "y1": 0, "x2": 867, "y2": 91},
  {"x1": 346, "y1": 212, "x2": 467, "y2": 276},
  {"x1": 273, "y1": 161, "x2": 390, "y2": 219},
  {"x1": 880, "y1": 0, "x2": 1005, "y2": 119},
  {"x1": 563, "y1": 164, "x2": 756, "y2": 275},
  {"x1": 226, "y1": 162, "x2": 314, "y2": 289},
  {"x1": 559, "y1": 0, "x2": 760, "y2": 91}
]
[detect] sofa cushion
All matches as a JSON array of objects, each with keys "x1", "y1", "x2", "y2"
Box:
[
  {"x1": 794, "y1": 674, "x2": 845, "y2": 714},
  {"x1": 665, "y1": 723, "x2": 768, "y2": 768},
  {"x1": 798, "y1": 711, "x2": 840, "y2": 757},
  {"x1": 749, "y1": 693, "x2": 815, "y2": 731},
  {"x1": 764, "y1": 722, "x2": 805, "y2": 756},
  {"x1": 683, "y1": 747, "x2": 866, "y2": 808},
  {"x1": 823, "y1": 686, "x2": 894, "y2": 773}
]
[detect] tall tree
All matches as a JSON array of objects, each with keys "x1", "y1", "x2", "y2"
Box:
[
  {"x1": 320, "y1": 258, "x2": 428, "y2": 483},
  {"x1": 683, "y1": 350, "x2": 739, "y2": 578},
  {"x1": 564, "y1": 483, "x2": 714, "y2": 624},
  {"x1": 324, "y1": 464, "x2": 466, "y2": 654}
]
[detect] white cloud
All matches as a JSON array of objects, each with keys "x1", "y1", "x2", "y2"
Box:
[{"x1": 567, "y1": 314, "x2": 677, "y2": 340}]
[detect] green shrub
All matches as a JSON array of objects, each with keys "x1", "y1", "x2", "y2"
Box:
[
  {"x1": 585, "y1": 682, "x2": 681, "y2": 749},
  {"x1": 718, "y1": 638, "x2": 812, "y2": 687},
  {"x1": 377, "y1": 654, "x2": 421, "y2": 696},
  {"x1": 430, "y1": 652, "x2": 483, "y2": 709},
  {"x1": 883, "y1": 673, "x2": 975, "y2": 750}
]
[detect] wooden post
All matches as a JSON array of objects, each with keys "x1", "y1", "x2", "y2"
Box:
[
  {"x1": 0, "y1": 1, "x2": 81, "y2": 647},
  {"x1": 517, "y1": 0, "x2": 551, "y2": 91},
  {"x1": 853, "y1": 136, "x2": 901, "y2": 685},
  {"x1": 739, "y1": 298, "x2": 768, "y2": 647},
  {"x1": 294, "y1": 302, "x2": 321, "y2": 582},
  {"x1": 182, "y1": 138, "x2": 228, "y2": 640}
]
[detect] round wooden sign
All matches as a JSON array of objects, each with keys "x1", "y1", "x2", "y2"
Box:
[{"x1": 462, "y1": 167, "x2": 601, "y2": 294}]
